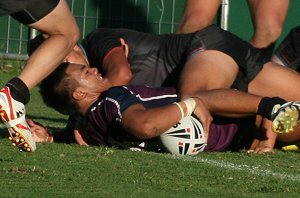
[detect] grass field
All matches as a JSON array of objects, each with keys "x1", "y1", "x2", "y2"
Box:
[{"x1": 0, "y1": 61, "x2": 300, "y2": 197}]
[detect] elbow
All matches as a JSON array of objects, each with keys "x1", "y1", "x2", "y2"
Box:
[
  {"x1": 135, "y1": 121, "x2": 158, "y2": 140},
  {"x1": 68, "y1": 22, "x2": 80, "y2": 46},
  {"x1": 64, "y1": 25, "x2": 80, "y2": 51}
]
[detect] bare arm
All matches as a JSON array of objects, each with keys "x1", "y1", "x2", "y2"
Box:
[
  {"x1": 102, "y1": 44, "x2": 132, "y2": 86},
  {"x1": 121, "y1": 98, "x2": 212, "y2": 140}
]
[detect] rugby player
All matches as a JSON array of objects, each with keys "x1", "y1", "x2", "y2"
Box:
[{"x1": 37, "y1": 62, "x2": 300, "y2": 153}]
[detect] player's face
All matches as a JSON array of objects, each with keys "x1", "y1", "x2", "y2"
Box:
[{"x1": 66, "y1": 63, "x2": 111, "y2": 93}]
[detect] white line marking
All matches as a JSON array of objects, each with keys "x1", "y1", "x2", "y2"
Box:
[{"x1": 162, "y1": 154, "x2": 300, "y2": 183}]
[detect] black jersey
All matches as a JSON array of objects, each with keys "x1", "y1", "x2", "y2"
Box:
[
  {"x1": 81, "y1": 85, "x2": 240, "y2": 152},
  {"x1": 82, "y1": 25, "x2": 268, "y2": 91}
]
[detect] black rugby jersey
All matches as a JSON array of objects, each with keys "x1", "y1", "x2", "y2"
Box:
[{"x1": 82, "y1": 25, "x2": 268, "y2": 90}]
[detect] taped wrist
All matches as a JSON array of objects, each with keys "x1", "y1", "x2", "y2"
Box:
[
  {"x1": 183, "y1": 98, "x2": 196, "y2": 116},
  {"x1": 173, "y1": 98, "x2": 196, "y2": 120},
  {"x1": 173, "y1": 102, "x2": 184, "y2": 120}
]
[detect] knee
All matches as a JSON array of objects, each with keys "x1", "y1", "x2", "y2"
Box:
[
  {"x1": 67, "y1": 22, "x2": 80, "y2": 46},
  {"x1": 178, "y1": 12, "x2": 213, "y2": 33},
  {"x1": 254, "y1": 21, "x2": 283, "y2": 44},
  {"x1": 59, "y1": 23, "x2": 80, "y2": 51},
  {"x1": 71, "y1": 26, "x2": 80, "y2": 45}
]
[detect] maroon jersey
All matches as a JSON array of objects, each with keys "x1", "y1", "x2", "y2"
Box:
[{"x1": 81, "y1": 85, "x2": 239, "y2": 152}]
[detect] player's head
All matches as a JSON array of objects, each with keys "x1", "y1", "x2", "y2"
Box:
[
  {"x1": 40, "y1": 62, "x2": 80, "y2": 115},
  {"x1": 40, "y1": 62, "x2": 111, "y2": 115}
]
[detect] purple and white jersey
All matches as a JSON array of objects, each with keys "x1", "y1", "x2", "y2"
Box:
[{"x1": 82, "y1": 85, "x2": 239, "y2": 152}]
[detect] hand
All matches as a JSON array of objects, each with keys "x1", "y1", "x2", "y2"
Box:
[
  {"x1": 247, "y1": 119, "x2": 277, "y2": 154},
  {"x1": 73, "y1": 129, "x2": 89, "y2": 146},
  {"x1": 27, "y1": 119, "x2": 53, "y2": 143},
  {"x1": 193, "y1": 98, "x2": 213, "y2": 141},
  {"x1": 247, "y1": 141, "x2": 275, "y2": 154}
]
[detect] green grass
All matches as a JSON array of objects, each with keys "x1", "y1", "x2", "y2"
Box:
[{"x1": 0, "y1": 60, "x2": 300, "y2": 197}]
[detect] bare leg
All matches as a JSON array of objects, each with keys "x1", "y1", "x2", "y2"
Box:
[
  {"x1": 247, "y1": 0, "x2": 289, "y2": 48},
  {"x1": 176, "y1": 0, "x2": 222, "y2": 33},
  {"x1": 248, "y1": 61, "x2": 300, "y2": 148},
  {"x1": 248, "y1": 62, "x2": 300, "y2": 101},
  {"x1": 178, "y1": 50, "x2": 266, "y2": 116},
  {"x1": 179, "y1": 50, "x2": 238, "y2": 97},
  {"x1": 19, "y1": 0, "x2": 80, "y2": 90},
  {"x1": 0, "y1": 0, "x2": 79, "y2": 152}
]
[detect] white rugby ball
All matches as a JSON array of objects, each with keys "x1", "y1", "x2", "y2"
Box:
[{"x1": 160, "y1": 116, "x2": 207, "y2": 156}]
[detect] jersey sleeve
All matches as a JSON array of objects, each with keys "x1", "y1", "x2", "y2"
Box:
[
  {"x1": 84, "y1": 86, "x2": 143, "y2": 146},
  {"x1": 81, "y1": 28, "x2": 122, "y2": 71},
  {"x1": 104, "y1": 86, "x2": 143, "y2": 114}
]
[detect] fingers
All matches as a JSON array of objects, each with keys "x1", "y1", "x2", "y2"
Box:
[
  {"x1": 247, "y1": 147, "x2": 275, "y2": 154},
  {"x1": 74, "y1": 130, "x2": 89, "y2": 146},
  {"x1": 193, "y1": 98, "x2": 213, "y2": 141},
  {"x1": 26, "y1": 118, "x2": 35, "y2": 127}
]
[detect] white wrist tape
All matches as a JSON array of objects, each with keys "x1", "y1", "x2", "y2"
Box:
[
  {"x1": 183, "y1": 98, "x2": 196, "y2": 116},
  {"x1": 173, "y1": 102, "x2": 184, "y2": 120}
]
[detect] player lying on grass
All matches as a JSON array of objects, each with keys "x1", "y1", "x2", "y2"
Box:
[
  {"x1": 30, "y1": 62, "x2": 300, "y2": 153},
  {"x1": 28, "y1": 25, "x2": 300, "y2": 152}
]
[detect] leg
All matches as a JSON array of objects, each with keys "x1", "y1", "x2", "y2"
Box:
[
  {"x1": 0, "y1": 0, "x2": 79, "y2": 152},
  {"x1": 20, "y1": 0, "x2": 80, "y2": 90},
  {"x1": 249, "y1": 62, "x2": 300, "y2": 137},
  {"x1": 248, "y1": 62, "x2": 300, "y2": 100},
  {"x1": 178, "y1": 50, "x2": 239, "y2": 98},
  {"x1": 178, "y1": 50, "x2": 282, "y2": 117},
  {"x1": 176, "y1": 0, "x2": 222, "y2": 33},
  {"x1": 247, "y1": 0, "x2": 289, "y2": 49}
]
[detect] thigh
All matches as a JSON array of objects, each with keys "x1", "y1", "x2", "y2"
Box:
[
  {"x1": 182, "y1": 0, "x2": 221, "y2": 19},
  {"x1": 10, "y1": 0, "x2": 59, "y2": 25},
  {"x1": 29, "y1": 0, "x2": 78, "y2": 36},
  {"x1": 248, "y1": 61, "x2": 300, "y2": 101},
  {"x1": 177, "y1": 0, "x2": 222, "y2": 33},
  {"x1": 179, "y1": 50, "x2": 239, "y2": 98}
]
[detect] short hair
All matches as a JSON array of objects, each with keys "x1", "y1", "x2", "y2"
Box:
[
  {"x1": 39, "y1": 62, "x2": 80, "y2": 115},
  {"x1": 27, "y1": 34, "x2": 46, "y2": 56}
]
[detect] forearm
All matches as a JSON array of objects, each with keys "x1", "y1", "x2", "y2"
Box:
[
  {"x1": 122, "y1": 103, "x2": 185, "y2": 139},
  {"x1": 103, "y1": 48, "x2": 132, "y2": 86}
]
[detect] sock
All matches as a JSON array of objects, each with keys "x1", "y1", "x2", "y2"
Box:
[
  {"x1": 257, "y1": 97, "x2": 286, "y2": 120},
  {"x1": 6, "y1": 77, "x2": 30, "y2": 105}
]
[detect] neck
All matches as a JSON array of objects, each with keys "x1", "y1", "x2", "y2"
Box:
[{"x1": 77, "y1": 82, "x2": 112, "y2": 114}]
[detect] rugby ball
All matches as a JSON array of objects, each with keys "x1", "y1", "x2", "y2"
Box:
[{"x1": 160, "y1": 116, "x2": 207, "y2": 156}]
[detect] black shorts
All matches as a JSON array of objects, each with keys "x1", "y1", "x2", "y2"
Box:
[
  {"x1": 274, "y1": 26, "x2": 300, "y2": 70},
  {"x1": 0, "y1": 0, "x2": 59, "y2": 25},
  {"x1": 190, "y1": 25, "x2": 269, "y2": 92}
]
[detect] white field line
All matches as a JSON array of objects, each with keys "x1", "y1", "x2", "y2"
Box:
[{"x1": 164, "y1": 154, "x2": 300, "y2": 183}]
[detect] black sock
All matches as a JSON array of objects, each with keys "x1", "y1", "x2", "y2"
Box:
[
  {"x1": 257, "y1": 97, "x2": 287, "y2": 120},
  {"x1": 6, "y1": 77, "x2": 30, "y2": 105}
]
